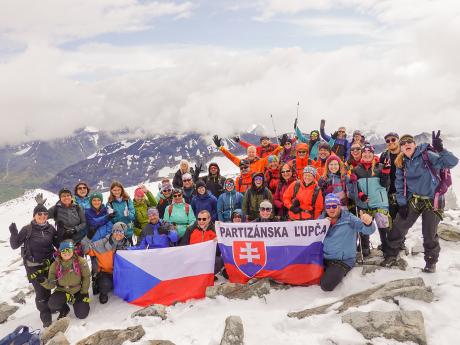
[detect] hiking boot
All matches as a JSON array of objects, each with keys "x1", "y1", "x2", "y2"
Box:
[
  {"x1": 422, "y1": 263, "x2": 436, "y2": 273},
  {"x1": 377, "y1": 244, "x2": 382, "y2": 251},
  {"x1": 362, "y1": 247, "x2": 371, "y2": 257},
  {"x1": 92, "y1": 280, "x2": 99, "y2": 295},
  {"x1": 380, "y1": 256, "x2": 398, "y2": 268},
  {"x1": 99, "y1": 293, "x2": 109, "y2": 304},
  {"x1": 58, "y1": 304, "x2": 70, "y2": 319},
  {"x1": 42, "y1": 319, "x2": 52, "y2": 328}
]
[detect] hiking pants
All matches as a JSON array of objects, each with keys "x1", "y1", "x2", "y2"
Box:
[
  {"x1": 48, "y1": 291, "x2": 90, "y2": 319},
  {"x1": 25, "y1": 265, "x2": 51, "y2": 325},
  {"x1": 320, "y1": 260, "x2": 351, "y2": 292},
  {"x1": 384, "y1": 200, "x2": 441, "y2": 264},
  {"x1": 97, "y1": 272, "x2": 113, "y2": 295}
]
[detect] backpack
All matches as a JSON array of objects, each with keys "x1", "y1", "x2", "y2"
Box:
[
  {"x1": 403, "y1": 146, "x2": 452, "y2": 210},
  {"x1": 0, "y1": 326, "x2": 40, "y2": 345},
  {"x1": 292, "y1": 180, "x2": 321, "y2": 218},
  {"x1": 168, "y1": 204, "x2": 190, "y2": 218}
]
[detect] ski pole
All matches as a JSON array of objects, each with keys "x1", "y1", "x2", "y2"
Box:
[
  {"x1": 296, "y1": 101, "x2": 300, "y2": 122},
  {"x1": 354, "y1": 181, "x2": 364, "y2": 264},
  {"x1": 270, "y1": 114, "x2": 278, "y2": 138}
]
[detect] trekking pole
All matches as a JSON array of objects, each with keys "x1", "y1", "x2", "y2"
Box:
[
  {"x1": 354, "y1": 182, "x2": 364, "y2": 264},
  {"x1": 296, "y1": 101, "x2": 300, "y2": 123},
  {"x1": 269, "y1": 114, "x2": 278, "y2": 138}
]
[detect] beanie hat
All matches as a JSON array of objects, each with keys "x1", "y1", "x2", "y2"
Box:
[
  {"x1": 33, "y1": 204, "x2": 48, "y2": 216},
  {"x1": 325, "y1": 193, "x2": 341, "y2": 205},
  {"x1": 318, "y1": 142, "x2": 331, "y2": 152},
  {"x1": 239, "y1": 159, "x2": 250, "y2": 167},
  {"x1": 399, "y1": 134, "x2": 414, "y2": 143},
  {"x1": 326, "y1": 155, "x2": 342, "y2": 166},
  {"x1": 59, "y1": 240, "x2": 74, "y2": 252},
  {"x1": 231, "y1": 209, "x2": 243, "y2": 220},
  {"x1": 161, "y1": 182, "x2": 172, "y2": 192},
  {"x1": 303, "y1": 166, "x2": 317, "y2": 177},
  {"x1": 58, "y1": 187, "x2": 72, "y2": 197},
  {"x1": 384, "y1": 132, "x2": 399, "y2": 140},
  {"x1": 147, "y1": 207, "x2": 159, "y2": 216},
  {"x1": 89, "y1": 192, "x2": 103, "y2": 205},
  {"x1": 112, "y1": 222, "x2": 128, "y2": 234},
  {"x1": 268, "y1": 155, "x2": 279, "y2": 164},
  {"x1": 182, "y1": 173, "x2": 192, "y2": 181},
  {"x1": 352, "y1": 130, "x2": 363, "y2": 137},
  {"x1": 134, "y1": 188, "x2": 145, "y2": 198},
  {"x1": 259, "y1": 200, "x2": 273, "y2": 209},
  {"x1": 195, "y1": 180, "x2": 206, "y2": 189},
  {"x1": 74, "y1": 181, "x2": 90, "y2": 195}
]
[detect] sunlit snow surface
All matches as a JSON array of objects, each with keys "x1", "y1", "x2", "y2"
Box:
[{"x1": 0, "y1": 152, "x2": 459, "y2": 344}]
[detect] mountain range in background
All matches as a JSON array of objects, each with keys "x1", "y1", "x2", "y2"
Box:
[{"x1": 0, "y1": 126, "x2": 433, "y2": 202}]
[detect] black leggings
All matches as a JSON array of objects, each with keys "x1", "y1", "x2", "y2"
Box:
[
  {"x1": 320, "y1": 260, "x2": 351, "y2": 292},
  {"x1": 48, "y1": 291, "x2": 90, "y2": 319}
]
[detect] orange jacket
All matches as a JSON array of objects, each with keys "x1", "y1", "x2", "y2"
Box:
[
  {"x1": 238, "y1": 140, "x2": 279, "y2": 158},
  {"x1": 283, "y1": 180, "x2": 324, "y2": 220},
  {"x1": 288, "y1": 143, "x2": 311, "y2": 178},
  {"x1": 219, "y1": 146, "x2": 282, "y2": 173},
  {"x1": 235, "y1": 172, "x2": 253, "y2": 193},
  {"x1": 82, "y1": 236, "x2": 129, "y2": 274}
]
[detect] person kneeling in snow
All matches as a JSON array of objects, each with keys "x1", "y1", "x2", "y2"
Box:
[
  {"x1": 319, "y1": 194, "x2": 376, "y2": 292},
  {"x1": 81, "y1": 222, "x2": 130, "y2": 304},
  {"x1": 129, "y1": 208, "x2": 178, "y2": 249},
  {"x1": 39, "y1": 240, "x2": 91, "y2": 319}
]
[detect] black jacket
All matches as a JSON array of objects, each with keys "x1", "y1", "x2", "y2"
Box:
[{"x1": 48, "y1": 201, "x2": 86, "y2": 243}]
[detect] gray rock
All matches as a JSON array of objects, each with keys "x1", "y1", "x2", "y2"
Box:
[
  {"x1": 12, "y1": 291, "x2": 27, "y2": 304},
  {"x1": 0, "y1": 302, "x2": 19, "y2": 324},
  {"x1": 46, "y1": 331, "x2": 70, "y2": 345},
  {"x1": 361, "y1": 258, "x2": 408, "y2": 275},
  {"x1": 41, "y1": 317, "x2": 70, "y2": 344},
  {"x1": 75, "y1": 325, "x2": 145, "y2": 345},
  {"x1": 412, "y1": 245, "x2": 425, "y2": 255},
  {"x1": 342, "y1": 310, "x2": 427, "y2": 345},
  {"x1": 220, "y1": 316, "x2": 244, "y2": 345},
  {"x1": 207, "y1": 278, "x2": 271, "y2": 300},
  {"x1": 288, "y1": 277, "x2": 433, "y2": 319},
  {"x1": 142, "y1": 341, "x2": 175, "y2": 345},
  {"x1": 131, "y1": 304, "x2": 167, "y2": 320},
  {"x1": 438, "y1": 223, "x2": 460, "y2": 242}
]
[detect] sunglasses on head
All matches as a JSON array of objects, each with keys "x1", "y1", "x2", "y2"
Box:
[
  {"x1": 385, "y1": 137, "x2": 398, "y2": 144},
  {"x1": 260, "y1": 207, "x2": 272, "y2": 212},
  {"x1": 400, "y1": 139, "x2": 414, "y2": 146},
  {"x1": 37, "y1": 212, "x2": 48, "y2": 216},
  {"x1": 325, "y1": 204, "x2": 339, "y2": 209},
  {"x1": 182, "y1": 178, "x2": 192, "y2": 182},
  {"x1": 197, "y1": 217, "x2": 208, "y2": 221},
  {"x1": 281, "y1": 170, "x2": 291, "y2": 174}
]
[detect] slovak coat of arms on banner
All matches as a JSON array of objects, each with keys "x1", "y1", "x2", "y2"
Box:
[{"x1": 232, "y1": 241, "x2": 267, "y2": 277}]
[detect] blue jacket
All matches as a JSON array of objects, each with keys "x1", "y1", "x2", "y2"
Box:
[
  {"x1": 217, "y1": 190, "x2": 243, "y2": 222},
  {"x1": 320, "y1": 209, "x2": 376, "y2": 267},
  {"x1": 107, "y1": 198, "x2": 135, "y2": 238},
  {"x1": 191, "y1": 192, "x2": 218, "y2": 221},
  {"x1": 320, "y1": 128, "x2": 351, "y2": 160},
  {"x1": 129, "y1": 221, "x2": 178, "y2": 250},
  {"x1": 85, "y1": 206, "x2": 113, "y2": 242},
  {"x1": 395, "y1": 144, "x2": 458, "y2": 206},
  {"x1": 74, "y1": 196, "x2": 91, "y2": 210},
  {"x1": 348, "y1": 163, "x2": 389, "y2": 210},
  {"x1": 295, "y1": 127, "x2": 319, "y2": 160}
]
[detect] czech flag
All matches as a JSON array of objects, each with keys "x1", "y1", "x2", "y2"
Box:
[
  {"x1": 114, "y1": 241, "x2": 216, "y2": 306},
  {"x1": 216, "y1": 220, "x2": 329, "y2": 285}
]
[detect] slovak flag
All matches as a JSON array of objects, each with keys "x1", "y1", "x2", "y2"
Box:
[{"x1": 113, "y1": 241, "x2": 216, "y2": 306}]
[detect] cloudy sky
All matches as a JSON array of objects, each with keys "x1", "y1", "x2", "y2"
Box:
[{"x1": 1, "y1": 0, "x2": 459, "y2": 145}]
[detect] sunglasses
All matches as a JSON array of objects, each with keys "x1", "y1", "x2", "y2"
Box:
[
  {"x1": 310, "y1": 133, "x2": 318, "y2": 137},
  {"x1": 350, "y1": 147, "x2": 361, "y2": 152},
  {"x1": 173, "y1": 194, "x2": 182, "y2": 198},
  {"x1": 325, "y1": 204, "x2": 339, "y2": 209},
  {"x1": 281, "y1": 170, "x2": 291, "y2": 174},
  {"x1": 233, "y1": 214, "x2": 242, "y2": 218},
  {"x1": 338, "y1": 130, "x2": 346, "y2": 133},
  {"x1": 298, "y1": 150, "x2": 307, "y2": 154},
  {"x1": 182, "y1": 179, "x2": 192, "y2": 182},
  {"x1": 385, "y1": 138, "x2": 398, "y2": 144},
  {"x1": 77, "y1": 186, "x2": 87, "y2": 190},
  {"x1": 210, "y1": 166, "x2": 218, "y2": 169},
  {"x1": 197, "y1": 217, "x2": 208, "y2": 221},
  {"x1": 61, "y1": 248, "x2": 74, "y2": 254},
  {"x1": 254, "y1": 176, "x2": 263, "y2": 181},
  {"x1": 163, "y1": 189, "x2": 172, "y2": 193},
  {"x1": 240, "y1": 166, "x2": 249, "y2": 170},
  {"x1": 260, "y1": 207, "x2": 272, "y2": 212},
  {"x1": 36, "y1": 212, "x2": 48, "y2": 216},
  {"x1": 400, "y1": 139, "x2": 414, "y2": 146},
  {"x1": 225, "y1": 182, "x2": 235, "y2": 186}
]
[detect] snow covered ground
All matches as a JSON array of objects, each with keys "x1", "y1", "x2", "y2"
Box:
[{"x1": 1, "y1": 155, "x2": 459, "y2": 344}]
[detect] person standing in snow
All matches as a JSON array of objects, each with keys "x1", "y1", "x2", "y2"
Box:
[
  {"x1": 9, "y1": 204, "x2": 58, "y2": 327},
  {"x1": 233, "y1": 135, "x2": 279, "y2": 158},
  {"x1": 273, "y1": 163, "x2": 296, "y2": 220},
  {"x1": 73, "y1": 181, "x2": 91, "y2": 210},
  {"x1": 294, "y1": 118, "x2": 321, "y2": 161},
  {"x1": 318, "y1": 155, "x2": 350, "y2": 208},
  {"x1": 173, "y1": 160, "x2": 202, "y2": 189},
  {"x1": 242, "y1": 172, "x2": 273, "y2": 221},
  {"x1": 156, "y1": 181, "x2": 174, "y2": 219},
  {"x1": 217, "y1": 178, "x2": 243, "y2": 222},
  {"x1": 133, "y1": 184, "x2": 157, "y2": 239},
  {"x1": 107, "y1": 181, "x2": 135, "y2": 244},
  {"x1": 381, "y1": 132, "x2": 458, "y2": 273},
  {"x1": 264, "y1": 155, "x2": 281, "y2": 195},
  {"x1": 181, "y1": 173, "x2": 197, "y2": 204},
  {"x1": 191, "y1": 180, "x2": 218, "y2": 222},
  {"x1": 163, "y1": 188, "x2": 196, "y2": 238},
  {"x1": 252, "y1": 200, "x2": 277, "y2": 222},
  {"x1": 277, "y1": 137, "x2": 297, "y2": 163},
  {"x1": 320, "y1": 119, "x2": 350, "y2": 161},
  {"x1": 319, "y1": 193, "x2": 376, "y2": 291},
  {"x1": 200, "y1": 162, "x2": 226, "y2": 198}
]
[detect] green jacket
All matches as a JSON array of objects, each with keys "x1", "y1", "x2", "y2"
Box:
[
  {"x1": 242, "y1": 187, "x2": 273, "y2": 221},
  {"x1": 133, "y1": 191, "x2": 157, "y2": 236},
  {"x1": 163, "y1": 202, "x2": 196, "y2": 238},
  {"x1": 42, "y1": 255, "x2": 90, "y2": 295}
]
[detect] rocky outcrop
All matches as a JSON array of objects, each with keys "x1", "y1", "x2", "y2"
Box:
[
  {"x1": 220, "y1": 316, "x2": 244, "y2": 345},
  {"x1": 0, "y1": 302, "x2": 19, "y2": 324},
  {"x1": 438, "y1": 223, "x2": 460, "y2": 242},
  {"x1": 46, "y1": 332, "x2": 70, "y2": 345},
  {"x1": 207, "y1": 278, "x2": 271, "y2": 300},
  {"x1": 41, "y1": 317, "x2": 70, "y2": 344},
  {"x1": 75, "y1": 325, "x2": 145, "y2": 345},
  {"x1": 131, "y1": 304, "x2": 167, "y2": 320}
]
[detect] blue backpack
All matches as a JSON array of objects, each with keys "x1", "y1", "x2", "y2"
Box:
[{"x1": 0, "y1": 326, "x2": 40, "y2": 345}]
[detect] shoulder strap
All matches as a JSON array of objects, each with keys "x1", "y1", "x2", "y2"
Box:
[
  {"x1": 185, "y1": 203, "x2": 190, "y2": 216},
  {"x1": 311, "y1": 186, "x2": 321, "y2": 217},
  {"x1": 293, "y1": 180, "x2": 301, "y2": 199},
  {"x1": 168, "y1": 204, "x2": 174, "y2": 217}
]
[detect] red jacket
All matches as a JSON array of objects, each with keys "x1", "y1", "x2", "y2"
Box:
[
  {"x1": 273, "y1": 177, "x2": 296, "y2": 218},
  {"x1": 235, "y1": 172, "x2": 253, "y2": 193},
  {"x1": 288, "y1": 143, "x2": 310, "y2": 178},
  {"x1": 239, "y1": 140, "x2": 279, "y2": 158},
  {"x1": 264, "y1": 167, "x2": 280, "y2": 194},
  {"x1": 283, "y1": 180, "x2": 324, "y2": 220}
]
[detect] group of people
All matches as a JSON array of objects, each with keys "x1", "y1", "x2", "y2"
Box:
[{"x1": 8, "y1": 118, "x2": 458, "y2": 328}]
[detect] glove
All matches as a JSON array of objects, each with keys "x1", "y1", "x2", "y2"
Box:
[
  {"x1": 36, "y1": 276, "x2": 46, "y2": 284},
  {"x1": 9, "y1": 222, "x2": 18, "y2": 235},
  {"x1": 290, "y1": 205, "x2": 302, "y2": 214},
  {"x1": 294, "y1": 118, "x2": 298, "y2": 130},
  {"x1": 35, "y1": 193, "x2": 47, "y2": 205},
  {"x1": 278, "y1": 134, "x2": 288, "y2": 146},
  {"x1": 213, "y1": 135, "x2": 222, "y2": 148},
  {"x1": 232, "y1": 136, "x2": 240, "y2": 143},
  {"x1": 87, "y1": 227, "x2": 96, "y2": 240},
  {"x1": 349, "y1": 174, "x2": 358, "y2": 183},
  {"x1": 432, "y1": 130, "x2": 443, "y2": 152},
  {"x1": 331, "y1": 131, "x2": 338, "y2": 139},
  {"x1": 291, "y1": 199, "x2": 300, "y2": 208},
  {"x1": 358, "y1": 192, "x2": 368, "y2": 202},
  {"x1": 320, "y1": 119, "x2": 325, "y2": 130},
  {"x1": 64, "y1": 227, "x2": 76, "y2": 239},
  {"x1": 194, "y1": 163, "x2": 203, "y2": 174},
  {"x1": 158, "y1": 223, "x2": 170, "y2": 235},
  {"x1": 398, "y1": 205, "x2": 409, "y2": 219},
  {"x1": 107, "y1": 206, "x2": 114, "y2": 214},
  {"x1": 381, "y1": 158, "x2": 391, "y2": 174},
  {"x1": 107, "y1": 211, "x2": 117, "y2": 220}
]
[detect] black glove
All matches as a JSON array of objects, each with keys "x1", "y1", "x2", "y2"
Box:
[
  {"x1": 432, "y1": 130, "x2": 443, "y2": 152},
  {"x1": 398, "y1": 205, "x2": 409, "y2": 219},
  {"x1": 56, "y1": 220, "x2": 64, "y2": 229},
  {"x1": 87, "y1": 227, "x2": 96, "y2": 240},
  {"x1": 35, "y1": 193, "x2": 47, "y2": 206},
  {"x1": 63, "y1": 227, "x2": 76, "y2": 239},
  {"x1": 213, "y1": 135, "x2": 222, "y2": 148},
  {"x1": 194, "y1": 163, "x2": 203, "y2": 174},
  {"x1": 278, "y1": 134, "x2": 288, "y2": 146},
  {"x1": 9, "y1": 222, "x2": 18, "y2": 235},
  {"x1": 291, "y1": 199, "x2": 300, "y2": 208},
  {"x1": 107, "y1": 211, "x2": 117, "y2": 220},
  {"x1": 294, "y1": 118, "x2": 298, "y2": 130},
  {"x1": 232, "y1": 136, "x2": 240, "y2": 143},
  {"x1": 290, "y1": 205, "x2": 302, "y2": 214},
  {"x1": 158, "y1": 223, "x2": 170, "y2": 235},
  {"x1": 36, "y1": 275, "x2": 46, "y2": 284},
  {"x1": 331, "y1": 131, "x2": 338, "y2": 139},
  {"x1": 320, "y1": 119, "x2": 325, "y2": 129}
]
